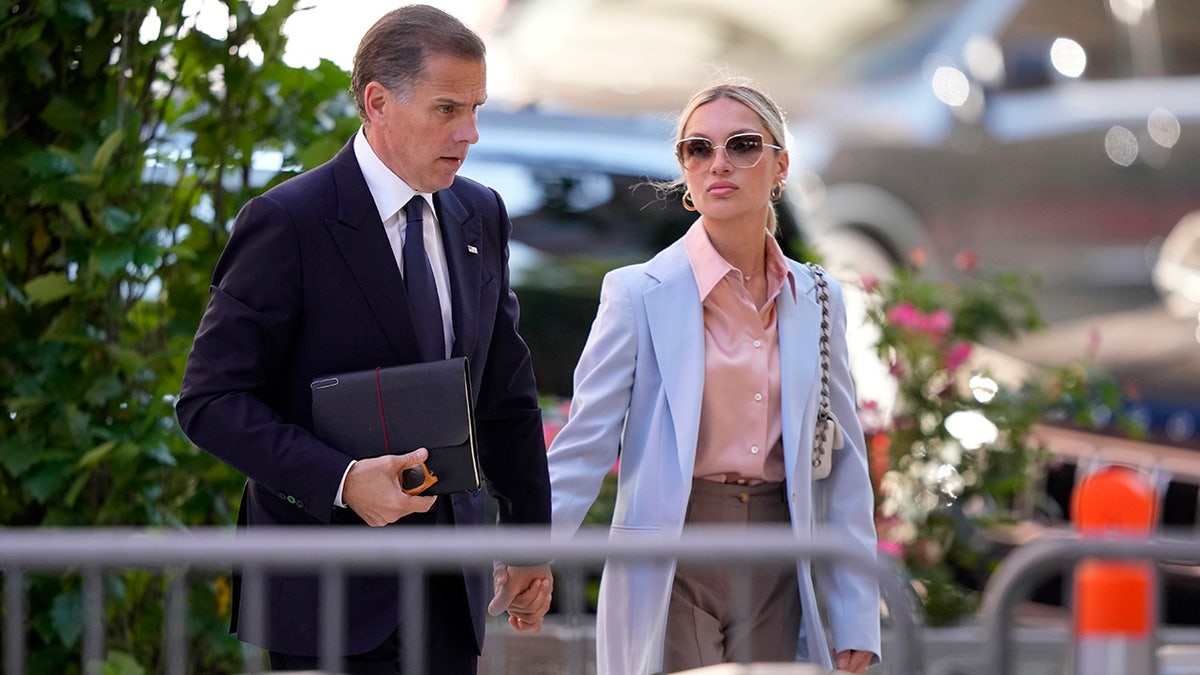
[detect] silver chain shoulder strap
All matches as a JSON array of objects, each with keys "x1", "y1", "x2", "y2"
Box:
[{"x1": 806, "y1": 263, "x2": 844, "y2": 479}]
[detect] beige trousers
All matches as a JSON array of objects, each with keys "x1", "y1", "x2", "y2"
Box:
[{"x1": 662, "y1": 479, "x2": 801, "y2": 673}]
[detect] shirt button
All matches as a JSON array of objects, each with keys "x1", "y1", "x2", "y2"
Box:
[
  {"x1": 750, "y1": 445, "x2": 760, "y2": 454},
  {"x1": 754, "y1": 393, "x2": 763, "y2": 402},
  {"x1": 737, "y1": 479, "x2": 747, "y2": 485},
  {"x1": 753, "y1": 340, "x2": 762, "y2": 348}
]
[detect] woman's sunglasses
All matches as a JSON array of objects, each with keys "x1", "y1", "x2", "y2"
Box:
[{"x1": 675, "y1": 132, "x2": 782, "y2": 171}]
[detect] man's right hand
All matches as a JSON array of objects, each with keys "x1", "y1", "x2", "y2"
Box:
[{"x1": 342, "y1": 448, "x2": 437, "y2": 526}]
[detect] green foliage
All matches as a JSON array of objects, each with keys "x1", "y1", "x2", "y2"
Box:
[
  {"x1": 1, "y1": 0, "x2": 354, "y2": 669},
  {"x1": 864, "y1": 255, "x2": 1139, "y2": 625}
]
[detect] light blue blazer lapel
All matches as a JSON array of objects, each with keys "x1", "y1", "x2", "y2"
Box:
[
  {"x1": 778, "y1": 264, "x2": 821, "y2": 492},
  {"x1": 642, "y1": 242, "x2": 705, "y2": 483}
]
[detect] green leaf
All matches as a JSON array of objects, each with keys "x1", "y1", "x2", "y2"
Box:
[
  {"x1": 102, "y1": 205, "x2": 138, "y2": 234},
  {"x1": 94, "y1": 241, "x2": 135, "y2": 278},
  {"x1": 40, "y1": 95, "x2": 88, "y2": 134},
  {"x1": 21, "y1": 148, "x2": 78, "y2": 178},
  {"x1": 24, "y1": 273, "x2": 75, "y2": 305},
  {"x1": 25, "y1": 461, "x2": 72, "y2": 503},
  {"x1": 50, "y1": 589, "x2": 85, "y2": 648},
  {"x1": 57, "y1": 202, "x2": 89, "y2": 235},
  {"x1": 103, "y1": 650, "x2": 146, "y2": 675},
  {"x1": 0, "y1": 435, "x2": 41, "y2": 477},
  {"x1": 61, "y1": 0, "x2": 97, "y2": 22},
  {"x1": 91, "y1": 130, "x2": 125, "y2": 174},
  {"x1": 78, "y1": 440, "x2": 118, "y2": 468},
  {"x1": 64, "y1": 172, "x2": 103, "y2": 189},
  {"x1": 64, "y1": 470, "x2": 92, "y2": 508},
  {"x1": 84, "y1": 375, "x2": 124, "y2": 406}
]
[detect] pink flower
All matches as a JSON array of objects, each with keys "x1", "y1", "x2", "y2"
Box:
[
  {"x1": 860, "y1": 274, "x2": 880, "y2": 293},
  {"x1": 925, "y1": 309, "x2": 952, "y2": 336},
  {"x1": 943, "y1": 340, "x2": 972, "y2": 370},
  {"x1": 886, "y1": 303, "x2": 953, "y2": 339},
  {"x1": 886, "y1": 302, "x2": 922, "y2": 328},
  {"x1": 878, "y1": 539, "x2": 905, "y2": 558},
  {"x1": 909, "y1": 247, "x2": 928, "y2": 269},
  {"x1": 954, "y1": 249, "x2": 979, "y2": 272},
  {"x1": 543, "y1": 421, "x2": 562, "y2": 447}
]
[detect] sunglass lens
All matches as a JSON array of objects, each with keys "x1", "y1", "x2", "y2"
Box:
[
  {"x1": 726, "y1": 135, "x2": 763, "y2": 166},
  {"x1": 401, "y1": 465, "x2": 426, "y2": 491},
  {"x1": 682, "y1": 139, "x2": 714, "y2": 166}
]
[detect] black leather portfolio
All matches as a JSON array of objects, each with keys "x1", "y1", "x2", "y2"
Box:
[{"x1": 310, "y1": 357, "x2": 480, "y2": 495}]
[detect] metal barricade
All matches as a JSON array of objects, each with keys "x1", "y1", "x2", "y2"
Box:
[
  {"x1": 980, "y1": 534, "x2": 1200, "y2": 675},
  {"x1": 0, "y1": 526, "x2": 922, "y2": 675}
]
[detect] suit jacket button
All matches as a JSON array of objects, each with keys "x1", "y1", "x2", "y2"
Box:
[{"x1": 737, "y1": 492, "x2": 750, "y2": 504}]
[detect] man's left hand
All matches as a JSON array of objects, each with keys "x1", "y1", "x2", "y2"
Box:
[{"x1": 488, "y1": 562, "x2": 553, "y2": 633}]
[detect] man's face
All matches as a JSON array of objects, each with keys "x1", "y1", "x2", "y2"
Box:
[{"x1": 364, "y1": 54, "x2": 487, "y2": 192}]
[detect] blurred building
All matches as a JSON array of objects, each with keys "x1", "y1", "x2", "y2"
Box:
[{"x1": 489, "y1": 0, "x2": 910, "y2": 114}]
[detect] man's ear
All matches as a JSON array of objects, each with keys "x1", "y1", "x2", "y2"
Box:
[{"x1": 363, "y1": 81, "x2": 390, "y2": 126}]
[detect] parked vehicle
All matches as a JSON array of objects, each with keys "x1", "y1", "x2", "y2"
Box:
[
  {"x1": 786, "y1": 0, "x2": 1200, "y2": 320},
  {"x1": 464, "y1": 107, "x2": 813, "y2": 396}
]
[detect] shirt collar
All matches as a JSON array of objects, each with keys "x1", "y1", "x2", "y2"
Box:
[
  {"x1": 353, "y1": 128, "x2": 432, "y2": 221},
  {"x1": 684, "y1": 219, "x2": 796, "y2": 302}
]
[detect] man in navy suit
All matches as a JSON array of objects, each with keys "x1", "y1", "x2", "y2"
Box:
[{"x1": 176, "y1": 5, "x2": 552, "y2": 673}]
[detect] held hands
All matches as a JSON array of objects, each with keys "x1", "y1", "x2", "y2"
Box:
[
  {"x1": 488, "y1": 562, "x2": 553, "y2": 633},
  {"x1": 342, "y1": 448, "x2": 437, "y2": 526}
]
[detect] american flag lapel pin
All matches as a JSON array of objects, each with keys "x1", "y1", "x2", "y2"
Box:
[{"x1": 466, "y1": 244, "x2": 479, "y2": 255}]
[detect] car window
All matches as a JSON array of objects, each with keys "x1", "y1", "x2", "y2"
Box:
[
  {"x1": 830, "y1": 0, "x2": 968, "y2": 81},
  {"x1": 1158, "y1": 0, "x2": 1200, "y2": 76},
  {"x1": 467, "y1": 158, "x2": 692, "y2": 263},
  {"x1": 997, "y1": 0, "x2": 1123, "y2": 82}
]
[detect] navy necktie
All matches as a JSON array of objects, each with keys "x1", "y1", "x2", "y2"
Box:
[{"x1": 403, "y1": 196, "x2": 444, "y2": 361}]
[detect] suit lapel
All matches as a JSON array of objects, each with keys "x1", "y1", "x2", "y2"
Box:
[
  {"x1": 433, "y1": 186, "x2": 482, "y2": 359},
  {"x1": 643, "y1": 242, "x2": 705, "y2": 483},
  {"x1": 323, "y1": 141, "x2": 425, "y2": 362}
]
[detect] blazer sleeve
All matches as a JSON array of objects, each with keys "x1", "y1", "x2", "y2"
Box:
[
  {"x1": 547, "y1": 269, "x2": 640, "y2": 536},
  {"x1": 814, "y1": 273, "x2": 883, "y2": 659},
  {"x1": 175, "y1": 194, "x2": 351, "y2": 522}
]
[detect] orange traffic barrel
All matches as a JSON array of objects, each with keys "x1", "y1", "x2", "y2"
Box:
[{"x1": 1070, "y1": 464, "x2": 1158, "y2": 675}]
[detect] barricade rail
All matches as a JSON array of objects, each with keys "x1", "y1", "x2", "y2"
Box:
[
  {"x1": 0, "y1": 525, "x2": 922, "y2": 675},
  {"x1": 981, "y1": 532, "x2": 1200, "y2": 675}
]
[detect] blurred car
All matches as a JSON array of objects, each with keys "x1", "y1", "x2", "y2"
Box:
[
  {"x1": 1153, "y1": 209, "x2": 1200, "y2": 320},
  {"x1": 786, "y1": 0, "x2": 1200, "y2": 318},
  {"x1": 464, "y1": 107, "x2": 813, "y2": 396}
]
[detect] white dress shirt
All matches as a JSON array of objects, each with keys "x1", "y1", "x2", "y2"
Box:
[{"x1": 334, "y1": 129, "x2": 458, "y2": 508}]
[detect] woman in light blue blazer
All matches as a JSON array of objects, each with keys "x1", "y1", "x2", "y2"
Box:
[{"x1": 547, "y1": 79, "x2": 881, "y2": 674}]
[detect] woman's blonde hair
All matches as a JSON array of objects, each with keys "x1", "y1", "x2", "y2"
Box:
[{"x1": 661, "y1": 77, "x2": 789, "y2": 234}]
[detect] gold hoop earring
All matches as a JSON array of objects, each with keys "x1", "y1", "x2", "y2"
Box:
[
  {"x1": 683, "y1": 191, "x2": 697, "y2": 212},
  {"x1": 770, "y1": 181, "x2": 786, "y2": 201}
]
